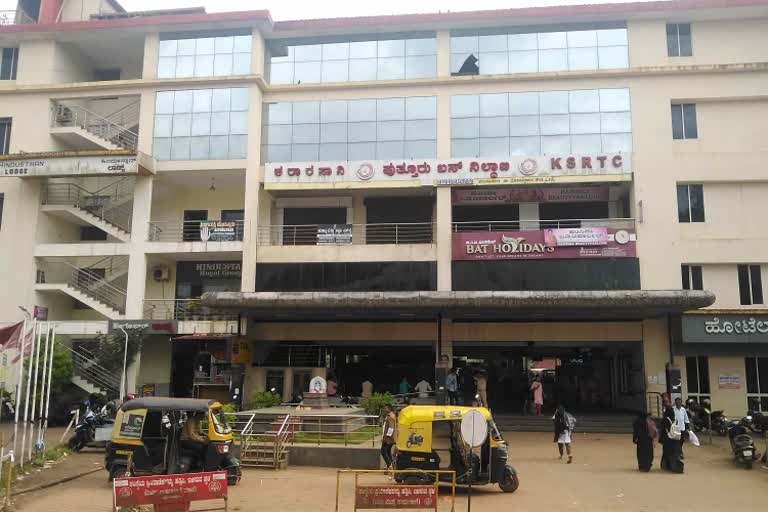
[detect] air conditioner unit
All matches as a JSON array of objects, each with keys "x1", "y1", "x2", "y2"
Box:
[{"x1": 152, "y1": 266, "x2": 170, "y2": 282}]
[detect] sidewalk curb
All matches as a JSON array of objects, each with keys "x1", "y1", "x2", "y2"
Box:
[{"x1": 13, "y1": 466, "x2": 104, "y2": 496}]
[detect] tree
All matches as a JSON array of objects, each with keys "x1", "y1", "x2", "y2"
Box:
[
  {"x1": 92, "y1": 328, "x2": 144, "y2": 376},
  {"x1": 23, "y1": 342, "x2": 74, "y2": 401}
]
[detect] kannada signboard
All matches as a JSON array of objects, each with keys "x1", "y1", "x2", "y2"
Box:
[
  {"x1": 0, "y1": 155, "x2": 138, "y2": 177},
  {"x1": 681, "y1": 314, "x2": 768, "y2": 343},
  {"x1": 317, "y1": 224, "x2": 353, "y2": 245},
  {"x1": 113, "y1": 471, "x2": 228, "y2": 508},
  {"x1": 265, "y1": 154, "x2": 631, "y2": 190},
  {"x1": 354, "y1": 485, "x2": 437, "y2": 510},
  {"x1": 544, "y1": 227, "x2": 609, "y2": 247},
  {"x1": 452, "y1": 186, "x2": 610, "y2": 204},
  {"x1": 200, "y1": 221, "x2": 238, "y2": 242},
  {"x1": 452, "y1": 228, "x2": 636, "y2": 261},
  {"x1": 108, "y1": 320, "x2": 177, "y2": 335}
]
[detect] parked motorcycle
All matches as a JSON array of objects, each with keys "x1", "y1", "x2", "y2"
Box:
[
  {"x1": 68, "y1": 402, "x2": 114, "y2": 452},
  {"x1": 687, "y1": 398, "x2": 728, "y2": 435},
  {"x1": 728, "y1": 418, "x2": 760, "y2": 469}
]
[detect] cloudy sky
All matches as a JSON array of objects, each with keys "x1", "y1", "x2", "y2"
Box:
[{"x1": 0, "y1": 0, "x2": 652, "y2": 21}]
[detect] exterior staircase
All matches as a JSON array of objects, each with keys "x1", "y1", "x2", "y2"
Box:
[
  {"x1": 61, "y1": 343, "x2": 121, "y2": 398},
  {"x1": 239, "y1": 414, "x2": 293, "y2": 469},
  {"x1": 51, "y1": 101, "x2": 139, "y2": 151},
  {"x1": 35, "y1": 259, "x2": 127, "y2": 319},
  {"x1": 493, "y1": 412, "x2": 635, "y2": 434},
  {"x1": 42, "y1": 180, "x2": 134, "y2": 241}
]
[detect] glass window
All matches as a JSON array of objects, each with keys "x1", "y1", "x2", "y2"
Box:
[
  {"x1": 349, "y1": 99, "x2": 377, "y2": 122},
  {"x1": 349, "y1": 59, "x2": 377, "y2": 81},
  {"x1": 321, "y1": 101, "x2": 348, "y2": 123},
  {"x1": 291, "y1": 143, "x2": 319, "y2": 161},
  {"x1": 234, "y1": 35, "x2": 252, "y2": 53},
  {"x1": 405, "y1": 56, "x2": 436, "y2": 79},
  {"x1": 599, "y1": 89, "x2": 631, "y2": 112},
  {"x1": 451, "y1": 36, "x2": 479, "y2": 54},
  {"x1": 159, "y1": 40, "x2": 178, "y2": 57},
  {"x1": 270, "y1": 62, "x2": 293, "y2": 84},
  {"x1": 480, "y1": 94, "x2": 509, "y2": 117},
  {"x1": 540, "y1": 114, "x2": 570, "y2": 135},
  {"x1": 320, "y1": 143, "x2": 347, "y2": 160},
  {"x1": 323, "y1": 42, "x2": 349, "y2": 60},
  {"x1": 232, "y1": 53, "x2": 251, "y2": 75},
  {"x1": 597, "y1": 28, "x2": 628, "y2": 46},
  {"x1": 350, "y1": 41, "x2": 378, "y2": 59},
  {"x1": 538, "y1": 31, "x2": 567, "y2": 49},
  {"x1": 509, "y1": 136, "x2": 540, "y2": 155},
  {"x1": 267, "y1": 103, "x2": 292, "y2": 125},
  {"x1": 508, "y1": 33, "x2": 538, "y2": 50},
  {"x1": 348, "y1": 142, "x2": 377, "y2": 160},
  {"x1": 405, "y1": 140, "x2": 436, "y2": 158},
  {"x1": 154, "y1": 88, "x2": 249, "y2": 161},
  {"x1": 378, "y1": 40, "x2": 405, "y2": 57},
  {"x1": 508, "y1": 51, "x2": 538, "y2": 73},
  {"x1": 568, "y1": 47, "x2": 598, "y2": 70},
  {"x1": 541, "y1": 135, "x2": 570, "y2": 154},
  {"x1": 479, "y1": 137, "x2": 509, "y2": 156},
  {"x1": 509, "y1": 116, "x2": 540, "y2": 136},
  {"x1": 322, "y1": 60, "x2": 349, "y2": 82},
  {"x1": 293, "y1": 101, "x2": 321, "y2": 124},
  {"x1": 480, "y1": 52, "x2": 508, "y2": 74},
  {"x1": 292, "y1": 123, "x2": 320, "y2": 143},
  {"x1": 480, "y1": 34, "x2": 508, "y2": 52},
  {"x1": 377, "y1": 58, "x2": 405, "y2": 80},
  {"x1": 451, "y1": 95, "x2": 480, "y2": 118},
  {"x1": 158, "y1": 34, "x2": 252, "y2": 78},
  {"x1": 452, "y1": 118, "x2": 480, "y2": 139},
  {"x1": 406, "y1": 38, "x2": 436, "y2": 56},
  {"x1": 569, "y1": 89, "x2": 600, "y2": 113},
  {"x1": 539, "y1": 91, "x2": 569, "y2": 114},
  {"x1": 347, "y1": 122, "x2": 377, "y2": 142},
  {"x1": 451, "y1": 138, "x2": 479, "y2": 157},
  {"x1": 266, "y1": 124, "x2": 292, "y2": 145},
  {"x1": 321, "y1": 123, "x2": 347, "y2": 143},
  {"x1": 598, "y1": 46, "x2": 629, "y2": 69},
  {"x1": 567, "y1": 30, "x2": 597, "y2": 48},
  {"x1": 570, "y1": 113, "x2": 600, "y2": 134},
  {"x1": 377, "y1": 140, "x2": 404, "y2": 159},
  {"x1": 406, "y1": 97, "x2": 437, "y2": 120},
  {"x1": 377, "y1": 98, "x2": 405, "y2": 121},
  {"x1": 538, "y1": 49, "x2": 567, "y2": 71},
  {"x1": 672, "y1": 103, "x2": 697, "y2": 139},
  {"x1": 197, "y1": 38, "x2": 215, "y2": 55},
  {"x1": 175, "y1": 56, "x2": 194, "y2": 77},
  {"x1": 294, "y1": 44, "x2": 321, "y2": 61},
  {"x1": 667, "y1": 23, "x2": 692, "y2": 57},
  {"x1": 177, "y1": 39, "x2": 195, "y2": 56},
  {"x1": 294, "y1": 61, "x2": 322, "y2": 83},
  {"x1": 601, "y1": 112, "x2": 632, "y2": 133},
  {"x1": 480, "y1": 117, "x2": 509, "y2": 137},
  {"x1": 509, "y1": 92, "x2": 539, "y2": 115},
  {"x1": 601, "y1": 133, "x2": 632, "y2": 152},
  {"x1": 571, "y1": 134, "x2": 602, "y2": 152},
  {"x1": 405, "y1": 120, "x2": 436, "y2": 141},
  {"x1": 738, "y1": 265, "x2": 764, "y2": 306},
  {"x1": 377, "y1": 121, "x2": 405, "y2": 141}
]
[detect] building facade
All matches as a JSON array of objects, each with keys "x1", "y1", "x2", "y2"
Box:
[{"x1": 0, "y1": 0, "x2": 766, "y2": 416}]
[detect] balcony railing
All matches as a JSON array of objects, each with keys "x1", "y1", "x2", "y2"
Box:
[
  {"x1": 257, "y1": 223, "x2": 435, "y2": 246},
  {"x1": 143, "y1": 299, "x2": 238, "y2": 321},
  {"x1": 148, "y1": 220, "x2": 245, "y2": 242},
  {"x1": 452, "y1": 218, "x2": 636, "y2": 232},
  {"x1": 0, "y1": 10, "x2": 35, "y2": 25}
]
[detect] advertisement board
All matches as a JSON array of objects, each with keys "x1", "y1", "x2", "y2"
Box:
[
  {"x1": 452, "y1": 186, "x2": 610, "y2": 204},
  {"x1": 354, "y1": 485, "x2": 437, "y2": 510},
  {"x1": 113, "y1": 471, "x2": 228, "y2": 509},
  {"x1": 199, "y1": 221, "x2": 238, "y2": 242},
  {"x1": 0, "y1": 155, "x2": 138, "y2": 177},
  {"x1": 317, "y1": 224, "x2": 353, "y2": 245},
  {"x1": 452, "y1": 228, "x2": 636, "y2": 261},
  {"x1": 265, "y1": 154, "x2": 631, "y2": 190},
  {"x1": 681, "y1": 314, "x2": 768, "y2": 343}
]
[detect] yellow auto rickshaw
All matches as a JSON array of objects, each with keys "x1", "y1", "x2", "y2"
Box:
[
  {"x1": 104, "y1": 397, "x2": 241, "y2": 485},
  {"x1": 393, "y1": 405, "x2": 519, "y2": 493}
]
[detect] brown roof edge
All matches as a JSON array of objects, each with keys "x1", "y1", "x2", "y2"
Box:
[{"x1": 272, "y1": 0, "x2": 768, "y2": 32}]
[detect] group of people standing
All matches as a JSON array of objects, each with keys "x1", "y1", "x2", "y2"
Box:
[
  {"x1": 633, "y1": 397, "x2": 691, "y2": 473},
  {"x1": 445, "y1": 367, "x2": 488, "y2": 407}
]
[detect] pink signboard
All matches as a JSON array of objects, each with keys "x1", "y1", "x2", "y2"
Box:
[
  {"x1": 544, "y1": 227, "x2": 609, "y2": 247},
  {"x1": 452, "y1": 228, "x2": 636, "y2": 261},
  {"x1": 452, "y1": 186, "x2": 610, "y2": 205}
]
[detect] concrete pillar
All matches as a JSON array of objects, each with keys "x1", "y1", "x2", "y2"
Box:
[
  {"x1": 436, "y1": 30, "x2": 451, "y2": 78},
  {"x1": 642, "y1": 317, "x2": 671, "y2": 397},
  {"x1": 438, "y1": 318, "x2": 453, "y2": 362},
  {"x1": 142, "y1": 33, "x2": 160, "y2": 80},
  {"x1": 241, "y1": 85, "x2": 264, "y2": 292},
  {"x1": 283, "y1": 367, "x2": 294, "y2": 402},
  {"x1": 519, "y1": 203, "x2": 540, "y2": 230},
  {"x1": 352, "y1": 192, "x2": 366, "y2": 244},
  {"x1": 137, "y1": 90, "x2": 156, "y2": 156},
  {"x1": 251, "y1": 29, "x2": 265, "y2": 76},
  {"x1": 125, "y1": 176, "x2": 153, "y2": 318},
  {"x1": 126, "y1": 359, "x2": 140, "y2": 397},
  {"x1": 436, "y1": 187, "x2": 452, "y2": 291}
]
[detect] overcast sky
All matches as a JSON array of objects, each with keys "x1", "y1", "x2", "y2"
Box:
[{"x1": 0, "y1": 0, "x2": 652, "y2": 21}]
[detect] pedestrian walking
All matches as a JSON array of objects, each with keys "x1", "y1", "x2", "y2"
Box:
[
  {"x1": 380, "y1": 404, "x2": 397, "y2": 473},
  {"x1": 553, "y1": 405, "x2": 574, "y2": 463},
  {"x1": 530, "y1": 375, "x2": 544, "y2": 416},
  {"x1": 446, "y1": 368, "x2": 458, "y2": 405},
  {"x1": 660, "y1": 401, "x2": 684, "y2": 473},
  {"x1": 632, "y1": 411, "x2": 657, "y2": 472},
  {"x1": 673, "y1": 397, "x2": 690, "y2": 459}
]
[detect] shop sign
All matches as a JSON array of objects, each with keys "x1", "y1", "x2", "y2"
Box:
[
  {"x1": 544, "y1": 227, "x2": 608, "y2": 247},
  {"x1": 141, "y1": 384, "x2": 156, "y2": 397},
  {"x1": 200, "y1": 221, "x2": 237, "y2": 242},
  {"x1": 113, "y1": 471, "x2": 228, "y2": 508},
  {"x1": 681, "y1": 314, "x2": 768, "y2": 343},
  {"x1": 354, "y1": 485, "x2": 437, "y2": 510},
  {"x1": 231, "y1": 337, "x2": 251, "y2": 365},
  {"x1": 452, "y1": 228, "x2": 636, "y2": 261},
  {"x1": 194, "y1": 262, "x2": 241, "y2": 279},
  {"x1": 33, "y1": 305, "x2": 48, "y2": 320},
  {"x1": 265, "y1": 154, "x2": 631, "y2": 190},
  {"x1": 452, "y1": 186, "x2": 610, "y2": 205},
  {"x1": 317, "y1": 224, "x2": 353, "y2": 245},
  {"x1": 108, "y1": 320, "x2": 178, "y2": 335},
  {"x1": 0, "y1": 155, "x2": 138, "y2": 177},
  {"x1": 719, "y1": 374, "x2": 741, "y2": 389}
]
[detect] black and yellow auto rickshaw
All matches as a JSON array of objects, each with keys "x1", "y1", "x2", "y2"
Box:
[
  {"x1": 393, "y1": 405, "x2": 519, "y2": 493},
  {"x1": 104, "y1": 397, "x2": 241, "y2": 485}
]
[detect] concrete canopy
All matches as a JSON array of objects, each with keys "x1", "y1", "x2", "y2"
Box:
[{"x1": 201, "y1": 290, "x2": 716, "y2": 321}]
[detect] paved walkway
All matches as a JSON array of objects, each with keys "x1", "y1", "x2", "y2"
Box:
[{"x1": 13, "y1": 432, "x2": 768, "y2": 511}]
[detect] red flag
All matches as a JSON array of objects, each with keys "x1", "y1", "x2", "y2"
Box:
[
  {"x1": 0, "y1": 322, "x2": 23, "y2": 348},
  {"x1": 6, "y1": 323, "x2": 35, "y2": 363}
]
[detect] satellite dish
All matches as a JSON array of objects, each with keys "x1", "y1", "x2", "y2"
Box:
[{"x1": 460, "y1": 410, "x2": 488, "y2": 448}]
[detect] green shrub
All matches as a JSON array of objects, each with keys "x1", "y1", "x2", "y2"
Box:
[
  {"x1": 251, "y1": 391, "x2": 282, "y2": 409},
  {"x1": 221, "y1": 403, "x2": 238, "y2": 424},
  {"x1": 360, "y1": 392, "x2": 395, "y2": 417}
]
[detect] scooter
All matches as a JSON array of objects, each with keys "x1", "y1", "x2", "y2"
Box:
[
  {"x1": 727, "y1": 418, "x2": 760, "y2": 469},
  {"x1": 68, "y1": 404, "x2": 114, "y2": 452}
]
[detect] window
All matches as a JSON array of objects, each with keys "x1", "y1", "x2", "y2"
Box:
[
  {"x1": 0, "y1": 48, "x2": 18, "y2": 80},
  {"x1": 676, "y1": 184, "x2": 704, "y2": 223},
  {"x1": 158, "y1": 32, "x2": 252, "y2": 79},
  {"x1": 451, "y1": 88, "x2": 631, "y2": 157},
  {"x1": 666, "y1": 23, "x2": 692, "y2": 57},
  {"x1": 451, "y1": 27, "x2": 628, "y2": 76},
  {"x1": 262, "y1": 96, "x2": 436, "y2": 163},
  {"x1": 746, "y1": 357, "x2": 768, "y2": 412},
  {"x1": 94, "y1": 68, "x2": 121, "y2": 81},
  {"x1": 671, "y1": 103, "x2": 697, "y2": 139},
  {"x1": 0, "y1": 118, "x2": 10, "y2": 155},
  {"x1": 681, "y1": 264, "x2": 703, "y2": 290},
  {"x1": 738, "y1": 264, "x2": 763, "y2": 305},
  {"x1": 268, "y1": 36, "x2": 437, "y2": 85},
  {"x1": 685, "y1": 356, "x2": 710, "y2": 403},
  {"x1": 153, "y1": 88, "x2": 248, "y2": 161}
]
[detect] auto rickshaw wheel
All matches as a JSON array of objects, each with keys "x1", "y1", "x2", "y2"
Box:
[
  {"x1": 226, "y1": 464, "x2": 241, "y2": 486},
  {"x1": 498, "y1": 465, "x2": 519, "y2": 493},
  {"x1": 108, "y1": 464, "x2": 127, "y2": 481}
]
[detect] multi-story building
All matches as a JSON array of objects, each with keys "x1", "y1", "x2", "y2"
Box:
[{"x1": 0, "y1": 0, "x2": 766, "y2": 416}]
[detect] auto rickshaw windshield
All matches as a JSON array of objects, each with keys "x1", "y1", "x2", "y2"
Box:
[
  {"x1": 210, "y1": 407, "x2": 232, "y2": 435},
  {"x1": 489, "y1": 419, "x2": 503, "y2": 442}
]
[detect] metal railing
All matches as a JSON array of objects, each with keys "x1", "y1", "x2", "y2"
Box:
[
  {"x1": 646, "y1": 392, "x2": 663, "y2": 418},
  {"x1": 232, "y1": 411, "x2": 380, "y2": 448},
  {"x1": 452, "y1": 217, "x2": 636, "y2": 232},
  {"x1": 148, "y1": 220, "x2": 245, "y2": 242},
  {"x1": 103, "y1": 99, "x2": 141, "y2": 129},
  {"x1": 60, "y1": 343, "x2": 121, "y2": 397},
  {"x1": 43, "y1": 182, "x2": 134, "y2": 233},
  {"x1": 36, "y1": 260, "x2": 127, "y2": 314},
  {"x1": 52, "y1": 103, "x2": 139, "y2": 151},
  {"x1": 143, "y1": 299, "x2": 238, "y2": 321},
  {"x1": 0, "y1": 10, "x2": 35, "y2": 25},
  {"x1": 257, "y1": 222, "x2": 434, "y2": 246}
]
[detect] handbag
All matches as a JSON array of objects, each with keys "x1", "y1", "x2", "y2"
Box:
[
  {"x1": 668, "y1": 418, "x2": 682, "y2": 440},
  {"x1": 646, "y1": 417, "x2": 658, "y2": 439}
]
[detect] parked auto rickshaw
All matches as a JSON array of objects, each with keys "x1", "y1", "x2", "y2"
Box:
[
  {"x1": 394, "y1": 405, "x2": 519, "y2": 493},
  {"x1": 104, "y1": 397, "x2": 241, "y2": 485}
]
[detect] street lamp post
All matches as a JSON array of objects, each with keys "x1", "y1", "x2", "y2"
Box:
[{"x1": 118, "y1": 327, "x2": 129, "y2": 400}]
